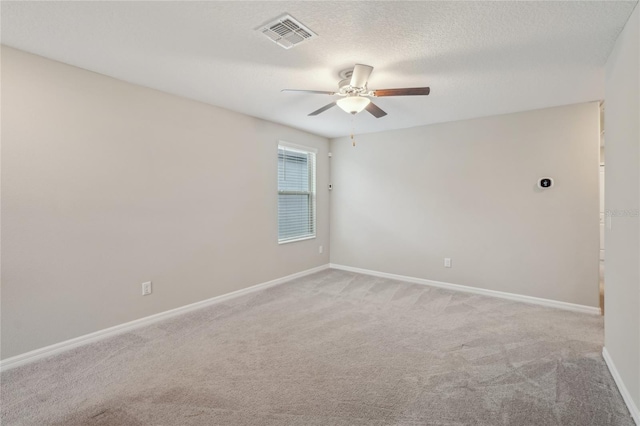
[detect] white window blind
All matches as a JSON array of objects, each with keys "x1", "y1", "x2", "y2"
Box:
[{"x1": 278, "y1": 142, "x2": 316, "y2": 243}]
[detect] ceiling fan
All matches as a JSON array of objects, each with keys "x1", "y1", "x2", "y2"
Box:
[{"x1": 282, "y1": 64, "x2": 430, "y2": 118}]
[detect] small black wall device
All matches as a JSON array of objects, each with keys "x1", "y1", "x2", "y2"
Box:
[{"x1": 538, "y1": 177, "x2": 554, "y2": 189}]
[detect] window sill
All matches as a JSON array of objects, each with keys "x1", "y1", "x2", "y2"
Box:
[{"x1": 278, "y1": 235, "x2": 316, "y2": 245}]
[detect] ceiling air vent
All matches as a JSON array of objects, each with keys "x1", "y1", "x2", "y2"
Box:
[{"x1": 257, "y1": 14, "x2": 317, "y2": 49}]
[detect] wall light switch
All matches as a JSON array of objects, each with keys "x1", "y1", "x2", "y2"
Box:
[
  {"x1": 319, "y1": 245, "x2": 324, "y2": 254},
  {"x1": 142, "y1": 281, "x2": 152, "y2": 296},
  {"x1": 444, "y1": 258, "x2": 452, "y2": 268}
]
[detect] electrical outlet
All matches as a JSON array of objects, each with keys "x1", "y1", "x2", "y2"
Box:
[
  {"x1": 444, "y1": 258, "x2": 452, "y2": 268},
  {"x1": 142, "y1": 281, "x2": 152, "y2": 296},
  {"x1": 319, "y1": 245, "x2": 324, "y2": 254}
]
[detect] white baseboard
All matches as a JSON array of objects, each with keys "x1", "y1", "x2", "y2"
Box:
[
  {"x1": 603, "y1": 347, "x2": 640, "y2": 425},
  {"x1": 329, "y1": 263, "x2": 601, "y2": 315},
  {"x1": 0, "y1": 264, "x2": 329, "y2": 372}
]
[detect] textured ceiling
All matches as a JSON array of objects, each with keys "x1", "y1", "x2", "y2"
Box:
[{"x1": 1, "y1": 1, "x2": 637, "y2": 138}]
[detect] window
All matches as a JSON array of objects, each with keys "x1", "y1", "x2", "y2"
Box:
[{"x1": 278, "y1": 142, "x2": 317, "y2": 243}]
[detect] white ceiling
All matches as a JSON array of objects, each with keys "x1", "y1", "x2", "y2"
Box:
[{"x1": 1, "y1": 1, "x2": 637, "y2": 138}]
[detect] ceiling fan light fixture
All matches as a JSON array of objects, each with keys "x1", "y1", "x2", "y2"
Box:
[{"x1": 337, "y1": 96, "x2": 370, "y2": 114}]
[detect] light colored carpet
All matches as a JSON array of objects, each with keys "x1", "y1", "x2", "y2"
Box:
[{"x1": 1, "y1": 269, "x2": 633, "y2": 425}]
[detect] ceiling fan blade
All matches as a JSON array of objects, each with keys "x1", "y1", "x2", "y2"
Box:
[
  {"x1": 373, "y1": 87, "x2": 431, "y2": 97},
  {"x1": 308, "y1": 102, "x2": 337, "y2": 116},
  {"x1": 350, "y1": 64, "x2": 374, "y2": 88},
  {"x1": 282, "y1": 89, "x2": 336, "y2": 95},
  {"x1": 365, "y1": 102, "x2": 387, "y2": 118}
]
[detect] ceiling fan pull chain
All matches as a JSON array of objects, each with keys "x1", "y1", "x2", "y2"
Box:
[{"x1": 350, "y1": 115, "x2": 356, "y2": 147}]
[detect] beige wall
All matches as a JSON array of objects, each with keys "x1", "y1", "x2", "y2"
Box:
[
  {"x1": 604, "y1": 4, "x2": 640, "y2": 412},
  {"x1": 330, "y1": 103, "x2": 600, "y2": 307},
  {"x1": 1, "y1": 46, "x2": 330, "y2": 359}
]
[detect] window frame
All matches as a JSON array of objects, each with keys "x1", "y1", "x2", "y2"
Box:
[{"x1": 277, "y1": 141, "x2": 317, "y2": 245}]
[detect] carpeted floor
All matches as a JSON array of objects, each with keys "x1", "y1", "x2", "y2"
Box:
[{"x1": 1, "y1": 269, "x2": 633, "y2": 425}]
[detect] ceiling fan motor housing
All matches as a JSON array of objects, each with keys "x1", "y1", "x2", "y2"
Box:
[{"x1": 338, "y1": 78, "x2": 367, "y2": 96}]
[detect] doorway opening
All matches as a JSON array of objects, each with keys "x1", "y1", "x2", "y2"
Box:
[{"x1": 599, "y1": 101, "x2": 605, "y2": 315}]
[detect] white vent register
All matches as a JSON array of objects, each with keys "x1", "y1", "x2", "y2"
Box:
[{"x1": 257, "y1": 14, "x2": 317, "y2": 49}]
